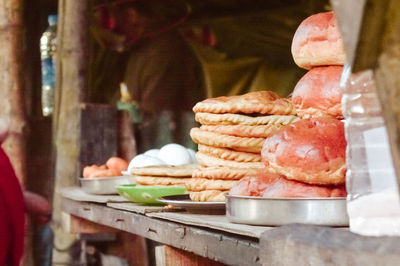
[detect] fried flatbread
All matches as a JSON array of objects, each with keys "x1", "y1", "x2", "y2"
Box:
[
  {"x1": 196, "y1": 152, "x2": 265, "y2": 168},
  {"x1": 189, "y1": 190, "x2": 227, "y2": 202},
  {"x1": 192, "y1": 91, "x2": 296, "y2": 115},
  {"x1": 192, "y1": 166, "x2": 261, "y2": 180},
  {"x1": 200, "y1": 124, "x2": 282, "y2": 138},
  {"x1": 130, "y1": 164, "x2": 197, "y2": 177},
  {"x1": 190, "y1": 128, "x2": 265, "y2": 153},
  {"x1": 198, "y1": 145, "x2": 261, "y2": 162},
  {"x1": 135, "y1": 176, "x2": 188, "y2": 186},
  {"x1": 186, "y1": 178, "x2": 238, "y2": 191},
  {"x1": 195, "y1": 113, "x2": 299, "y2": 126}
]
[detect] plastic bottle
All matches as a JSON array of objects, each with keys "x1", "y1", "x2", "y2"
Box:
[
  {"x1": 342, "y1": 65, "x2": 400, "y2": 236},
  {"x1": 40, "y1": 14, "x2": 58, "y2": 116}
]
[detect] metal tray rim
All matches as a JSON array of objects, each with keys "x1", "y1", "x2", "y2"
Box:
[
  {"x1": 157, "y1": 194, "x2": 225, "y2": 207},
  {"x1": 226, "y1": 195, "x2": 346, "y2": 201},
  {"x1": 226, "y1": 195, "x2": 349, "y2": 226},
  {"x1": 79, "y1": 176, "x2": 129, "y2": 182}
]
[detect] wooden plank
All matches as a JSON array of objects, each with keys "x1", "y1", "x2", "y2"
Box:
[
  {"x1": 62, "y1": 187, "x2": 128, "y2": 203},
  {"x1": 147, "y1": 212, "x2": 272, "y2": 239},
  {"x1": 260, "y1": 224, "x2": 400, "y2": 266},
  {"x1": 53, "y1": 0, "x2": 89, "y2": 188},
  {"x1": 156, "y1": 245, "x2": 225, "y2": 266},
  {"x1": 53, "y1": 0, "x2": 90, "y2": 263},
  {"x1": 62, "y1": 212, "x2": 118, "y2": 234},
  {"x1": 107, "y1": 202, "x2": 182, "y2": 215},
  {"x1": 62, "y1": 213, "x2": 149, "y2": 265},
  {"x1": 79, "y1": 103, "x2": 118, "y2": 175},
  {"x1": 62, "y1": 198, "x2": 260, "y2": 266}
]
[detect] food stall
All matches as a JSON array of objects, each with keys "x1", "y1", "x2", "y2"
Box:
[{"x1": 52, "y1": 0, "x2": 400, "y2": 265}]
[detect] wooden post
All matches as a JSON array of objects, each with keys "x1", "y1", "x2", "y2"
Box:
[
  {"x1": 0, "y1": 0, "x2": 27, "y2": 184},
  {"x1": 0, "y1": 1, "x2": 32, "y2": 265},
  {"x1": 53, "y1": 0, "x2": 90, "y2": 263}
]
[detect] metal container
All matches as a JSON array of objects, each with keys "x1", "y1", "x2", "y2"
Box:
[
  {"x1": 80, "y1": 176, "x2": 136, "y2": 195},
  {"x1": 226, "y1": 195, "x2": 349, "y2": 226}
]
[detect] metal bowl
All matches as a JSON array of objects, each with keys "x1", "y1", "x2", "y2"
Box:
[
  {"x1": 226, "y1": 195, "x2": 348, "y2": 226},
  {"x1": 80, "y1": 176, "x2": 136, "y2": 195}
]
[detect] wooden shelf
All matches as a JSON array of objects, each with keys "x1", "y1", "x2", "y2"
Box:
[{"x1": 62, "y1": 198, "x2": 260, "y2": 265}]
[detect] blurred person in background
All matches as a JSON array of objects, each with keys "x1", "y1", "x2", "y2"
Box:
[
  {"x1": 0, "y1": 118, "x2": 25, "y2": 266},
  {"x1": 92, "y1": 1, "x2": 205, "y2": 152},
  {"x1": 0, "y1": 118, "x2": 52, "y2": 266}
]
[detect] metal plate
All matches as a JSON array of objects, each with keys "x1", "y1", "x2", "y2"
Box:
[
  {"x1": 226, "y1": 195, "x2": 349, "y2": 226},
  {"x1": 158, "y1": 194, "x2": 225, "y2": 213},
  {"x1": 80, "y1": 176, "x2": 136, "y2": 195}
]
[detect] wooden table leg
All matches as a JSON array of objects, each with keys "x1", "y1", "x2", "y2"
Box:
[{"x1": 156, "y1": 245, "x2": 226, "y2": 266}]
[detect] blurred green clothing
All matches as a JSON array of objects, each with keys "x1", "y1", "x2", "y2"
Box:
[
  {"x1": 186, "y1": 6, "x2": 317, "y2": 98},
  {"x1": 189, "y1": 42, "x2": 302, "y2": 98},
  {"x1": 124, "y1": 31, "x2": 204, "y2": 113}
]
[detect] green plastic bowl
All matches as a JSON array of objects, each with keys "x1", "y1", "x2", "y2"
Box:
[{"x1": 116, "y1": 184, "x2": 187, "y2": 205}]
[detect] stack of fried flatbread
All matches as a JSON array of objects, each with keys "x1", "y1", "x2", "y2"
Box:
[
  {"x1": 131, "y1": 164, "x2": 197, "y2": 187},
  {"x1": 188, "y1": 91, "x2": 299, "y2": 202}
]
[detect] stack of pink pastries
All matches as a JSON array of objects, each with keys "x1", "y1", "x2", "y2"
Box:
[
  {"x1": 231, "y1": 12, "x2": 349, "y2": 198},
  {"x1": 291, "y1": 11, "x2": 346, "y2": 120}
]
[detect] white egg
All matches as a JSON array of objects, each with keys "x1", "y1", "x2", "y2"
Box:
[
  {"x1": 144, "y1": 149, "x2": 160, "y2": 158},
  {"x1": 186, "y1": 148, "x2": 197, "y2": 163},
  {"x1": 158, "y1": 143, "x2": 192, "y2": 166},
  {"x1": 128, "y1": 154, "x2": 165, "y2": 171}
]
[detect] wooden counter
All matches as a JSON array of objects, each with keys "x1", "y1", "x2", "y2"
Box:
[
  {"x1": 62, "y1": 187, "x2": 268, "y2": 265},
  {"x1": 62, "y1": 187, "x2": 400, "y2": 266}
]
